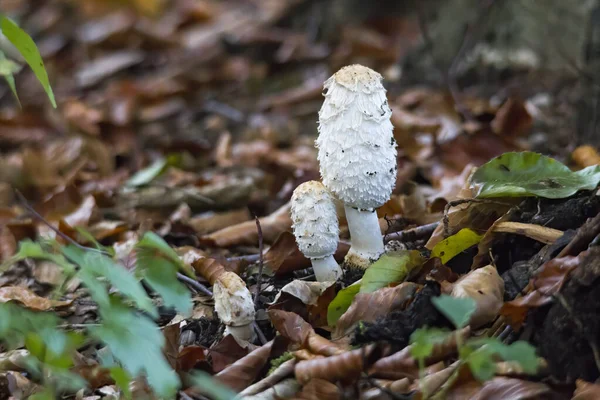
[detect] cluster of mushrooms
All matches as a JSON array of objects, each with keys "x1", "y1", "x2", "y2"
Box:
[{"x1": 291, "y1": 64, "x2": 398, "y2": 281}]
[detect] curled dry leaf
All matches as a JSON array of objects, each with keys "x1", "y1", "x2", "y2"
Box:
[
  {"x1": 573, "y1": 379, "x2": 600, "y2": 400},
  {"x1": 449, "y1": 265, "x2": 504, "y2": 328},
  {"x1": 370, "y1": 327, "x2": 470, "y2": 380},
  {"x1": 333, "y1": 282, "x2": 418, "y2": 340},
  {"x1": 490, "y1": 98, "x2": 533, "y2": 138},
  {"x1": 214, "y1": 340, "x2": 274, "y2": 392},
  {"x1": 295, "y1": 344, "x2": 381, "y2": 384},
  {"x1": 268, "y1": 309, "x2": 346, "y2": 357},
  {"x1": 239, "y1": 358, "x2": 296, "y2": 397},
  {"x1": 242, "y1": 378, "x2": 301, "y2": 400},
  {"x1": 0, "y1": 286, "x2": 71, "y2": 310},
  {"x1": 415, "y1": 360, "x2": 461, "y2": 397},
  {"x1": 202, "y1": 202, "x2": 292, "y2": 247},
  {"x1": 501, "y1": 254, "x2": 580, "y2": 329},
  {"x1": 295, "y1": 378, "x2": 340, "y2": 400},
  {"x1": 191, "y1": 256, "x2": 226, "y2": 285},
  {"x1": 446, "y1": 376, "x2": 552, "y2": 400},
  {"x1": 491, "y1": 222, "x2": 563, "y2": 245}
]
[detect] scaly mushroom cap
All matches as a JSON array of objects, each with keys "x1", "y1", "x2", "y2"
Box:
[
  {"x1": 213, "y1": 271, "x2": 255, "y2": 328},
  {"x1": 316, "y1": 64, "x2": 397, "y2": 210},
  {"x1": 291, "y1": 181, "x2": 339, "y2": 259}
]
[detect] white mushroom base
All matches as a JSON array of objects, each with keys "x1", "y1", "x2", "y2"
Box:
[
  {"x1": 343, "y1": 205, "x2": 384, "y2": 269},
  {"x1": 311, "y1": 255, "x2": 343, "y2": 282}
]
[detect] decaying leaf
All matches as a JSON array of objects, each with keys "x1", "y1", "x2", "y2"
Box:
[
  {"x1": 294, "y1": 378, "x2": 340, "y2": 400},
  {"x1": 0, "y1": 286, "x2": 71, "y2": 310},
  {"x1": 573, "y1": 379, "x2": 600, "y2": 400},
  {"x1": 215, "y1": 340, "x2": 274, "y2": 392},
  {"x1": 446, "y1": 376, "x2": 552, "y2": 400}
]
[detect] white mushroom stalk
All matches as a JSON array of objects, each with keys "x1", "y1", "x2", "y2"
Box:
[
  {"x1": 316, "y1": 64, "x2": 397, "y2": 269},
  {"x1": 213, "y1": 271, "x2": 256, "y2": 342},
  {"x1": 291, "y1": 181, "x2": 343, "y2": 282}
]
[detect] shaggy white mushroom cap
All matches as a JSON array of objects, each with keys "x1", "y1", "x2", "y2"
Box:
[
  {"x1": 316, "y1": 64, "x2": 397, "y2": 210},
  {"x1": 291, "y1": 181, "x2": 339, "y2": 259},
  {"x1": 213, "y1": 271, "x2": 255, "y2": 328}
]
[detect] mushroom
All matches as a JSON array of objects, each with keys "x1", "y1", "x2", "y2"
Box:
[
  {"x1": 213, "y1": 271, "x2": 256, "y2": 342},
  {"x1": 291, "y1": 181, "x2": 343, "y2": 282},
  {"x1": 316, "y1": 64, "x2": 397, "y2": 269}
]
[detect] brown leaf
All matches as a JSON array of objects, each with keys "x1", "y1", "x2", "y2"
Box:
[
  {"x1": 333, "y1": 282, "x2": 418, "y2": 340},
  {"x1": 209, "y1": 334, "x2": 250, "y2": 373},
  {"x1": 501, "y1": 254, "x2": 580, "y2": 329},
  {"x1": 264, "y1": 231, "x2": 308, "y2": 275},
  {"x1": 162, "y1": 324, "x2": 180, "y2": 371},
  {"x1": 295, "y1": 378, "x2": 340, "y2": 400},
  {"x1": 0, "y1": 287, "x2": 71, "y2": 311},
  {"x1": 450, "y1": 265, "x2": 504, "y2": 328},
  {"x1": 188, "y1": 208, "x2": 251, "y2": 235},
  {"x1": 491, "y1": 98, "x2": 532, "y2": 138},
  {"x1": 202, "y1": 202, "x2": 292, "y2": 247},
  {"x1": 76, "y1": 51, "x2": 145, "y2": 88},
  {"x1": 446, "y1": 377, "x2": 551, "y2": 400},
  {"x1": 191, "y1": 257, "x2": 226, "y2": 285},
  {"x1": 214, "y1": 340, "x2": 273, "y2": 392},
  {"x1": 177, "y1": 346, "x2": 207, "y2": 371},
  {"x1": 72, "y1": 365, "x2": 114, "y2": 389},
  {"x1": 573, "y1": 379, "x2": 600, "y2": 400}
]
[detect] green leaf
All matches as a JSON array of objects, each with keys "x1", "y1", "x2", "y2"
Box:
[
  {"x1": 135, "y1": 232, "x2": 192, "y2": 315},
  {"x1": 469, "y1": 339, "x2": 538, "y2": 374},
  {"x1": 360, "y1": 250, "x2": 425, "y2": 294},
  {"x1": 125, "y1": 154, "x2": 183, "y2": 189},
  {"x1": 188, "y1": 371, "x2": 238, "y2": 400},
  {"x1": 0, "y1": 51, "x2": 20, "y2": 106},
  {"x1": 0, "y1": 16, "x2": 56, "y2": 108},
  {"x1": 471, "y1": 151, "x2": 600, "y2": 199},
  {"x1": 431, "y1": 295, "x2": 476, "y2": 329},
  {"x1": 110, "y1": 366, "x2": 132, "y2": 400},
  {"x1": 29, "y1": 388, "x2": 56, "y2": 400},
  {"x1": 327, "y1": 283, "x2": 361, "y2": 327},
  {"x1": 409, "y1": 327, "x2": 452, "y2": 360},
  {"x1": 431, "y1": 228, "x2": 483, "y2": 264},
  {"x1": 90, "y1": 298, "x2": 180, "y2": 399},
  {"x1": 463, "y1": 346, "x2": 496, "y2": 381}
]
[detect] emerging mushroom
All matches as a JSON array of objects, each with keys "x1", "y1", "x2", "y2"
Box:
[
  {"x1": 291, "y1": 181, "x2": 343, "y2": 282},
  {"x1": 316, "y1": 64, "x2": 397, "y2": 269},
  {"x1": 213, "y1": 271, "x2": 256, "y2": 342}
]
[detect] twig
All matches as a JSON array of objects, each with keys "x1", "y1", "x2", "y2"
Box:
[
  {"x1": 253, "y1": 215, "x2": 265, "y2": 307},
  {"x1": 177, "y1": 272, "x2": 213, "y2": 297},
  {"x1": 384, "y1": 222, "x2": 439, "y2": 243},
  {"x1": 253, "y1": 321, "x2": 268, "y2": 345},
  {"x1": 227, "y1": 254, "x2": 261, "y2": 263},
  {"x1": 447, "y1": 0, "x2": 498, "y2": 121}
]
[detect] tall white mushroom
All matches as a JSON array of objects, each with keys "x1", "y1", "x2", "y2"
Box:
[
  {"x1": 291, "y1": 181, "x2": 343, "y2": 282},
  {"x1": 316, "y1": 64, "x2": 397, "y2": 269}
]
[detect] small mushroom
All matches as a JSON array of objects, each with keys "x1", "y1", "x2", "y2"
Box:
[
  {"x1": 291, "y1": 181, "x2": 343, "y2": 282},
  {"x1": 316, "y1": 64, "x2": 397, "y2": 269},
  {"x1": 213, "y1": 271, "x2": 256, "y2": 342}
]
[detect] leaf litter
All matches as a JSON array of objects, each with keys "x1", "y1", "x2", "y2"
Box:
[{"x1": 0, "y1": 0, "x2": 600, "y2": 399}]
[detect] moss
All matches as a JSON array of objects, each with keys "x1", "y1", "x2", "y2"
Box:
[{"x1": 267, "y1": 352, "x2": 294, "y2": 376}]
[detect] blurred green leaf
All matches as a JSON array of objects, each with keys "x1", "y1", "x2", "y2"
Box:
[
  {"x1": 463, "y1": 346, "x2": 496, "y2": 381},
  {"x1": 431, "y1": 228, "x2": 483, "y2": 264},
  {"x1": 360, "y1": 250, "x2": 425, "y2": 294},
  {"x1": 469, "y1": 339, "x2": 539, "y2": 374},
  {"x1": 135, "y1": 232, "x2": 192, "y2": 315},
  {"x1": 431, "y1": 295, "x2": 476, "y2": 329},
  {"x1": 0, "y1": 50, "x2": 20, "y2": 106},
  {"x1": 472, "y1": 151, "x2": 600, "y2": 199},
  {"x1": 409, "y1": 327, "x2": 452, "y2": 360},
  {"x1": 188, "y1": 371, "x2": 237, "y2": 400},
  {"x1": 0, "y1": 16, "x2": 55, "y2": 107},
  {"x1": 125, "y1": 154, "x2": 182, "y2": 189},
  {"x1": 90, "y1": 298, "x2": 180, "y2": 399},
  {"x1": 327, "y1": 283, "x2": 360, "y2": 327},
  {"x1": 110, "y1": 366, "x2": 132, "y2": 400}
]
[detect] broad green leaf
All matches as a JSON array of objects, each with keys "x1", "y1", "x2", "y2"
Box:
[
  {"x1": 124, "y1": 153, "x2": 182, "y2": 189},
  {"x1": 471, "y1": 151, "x2": 600, "y2": 199},
  {"x1": 2, "y1": 240, "x2": 76, "y2": 275},
  {"x1": 431, "y1": 228, "x2": 483, "y2": 264},
  {"x1": 0, "y1": 17, "x2": 56, "y2": 107},
  {"x1": 135, "y1": 232, "x2": 192, "y2": 315},
  {"x1": 360, "y1": 250, "x2": 425, "y2": 294},
  {"x1": 409, "y1": 327, "x2": 452, "y2": 360},
  {"x1": 463, "y1": 346, "x2": 496, "y2": 381},
  {"x1": 90, "y1": 298, "x2": 180, "y2": 399},
  {"x1": 188, "y1": 371, "x2": 238, "y2": 400},
  {"x1": 470, "y1": 339, "x2": 539, "y2": 374},
  {"x1": 431, "y1": 295, "x2": 476, "y2": 329},
  {"x1": 29, "y1": 388, "x2": 55, "y2": 400},
  {"x1": 327, "y1": 283, "x2": 361, "y2": 327},
  {"x1": 82, "y1": 251, "x2": 157, "y2": 318}
]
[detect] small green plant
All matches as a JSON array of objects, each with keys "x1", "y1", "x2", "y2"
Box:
[
  {"x1": 0, "y1": 15, "x2": 56, "y2": 107},
  {"x1": 0, "y1": 232, "x2": 194, "y2": 399},
  {"x1": 410, "y1": 295, "x2": 538, "y2": 398}
]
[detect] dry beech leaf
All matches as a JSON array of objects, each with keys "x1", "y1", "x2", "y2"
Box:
[
  {"x1": 446, "y1": 376, "x2": 552, "y2": 400},
  {"x1": 272, "y1": 281, "x2": 335, "y2": 308},
  {"x1": 370, "y1": 327, "x2": 470, "y2": 380},
  {"x1": 449, "y1": 265, "x2": 504, "y2": 328},
  {"x1": 501, "y1": 254, "x2": 580, "y2": 329},
  {"x1": 491, "y1": 98, "x2": 532, "y2": 138},
  {"x1": 268, "y1": 309, "x2": 346, "y2": 357},
  {"x1": 177, "y1": 346, "x2": 207, "y2": 371},
  {"x1": 0, "y1": 286, "x2": 71, "y2": 310},
  {"x1": 239, "y1": 358, "x2": 296, "y2": 397},
  {"x1": 210, "y1": 334, "x2": 249, "y2": 373},
  {"x1": 295, "y1": 378, "x2": 340, "y2": 400},
  {"x1": 293, "y1": 349, "x2": 324, "y2": 361},
  {"x1": 573, "y1": 379, "x2": 600, "y2": 400},
  {"x1": 191, "y1": 256, "x2": 226, "y2": 285},
  {"x1": 295, "y1": 343, "x2": 382, "y2": 384},
  {"x1": 202, "y1": 202, "x2": 292, "y2": 247},
  {"x1": 268, "y1": 280, "x2": 337, "y2": 328},
  {"x1": 214, "y1": 340, "x2": 273, "y2": 392},
  {"x1": 333, "y1": 282, "x2": 418, "y2": 340},
  {"x1": 415, "y1": 360, "x2": 460, "y2": 397},
  {"x1": 188, "y1": 208, "x2": 251, "y2": 235}
]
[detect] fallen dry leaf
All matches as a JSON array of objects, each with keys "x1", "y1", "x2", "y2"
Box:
[
  {"x1": 213, "y1": 340, "x2": 273, "y2": 392},
  {"x1": 573, "y1": 379, "x2": 600, "y2": 400},
  {"x1": 0, "y1": 286, "x2": 71, "y2": 310},
  {"x1": 446, "y1": 376, "x2": 552, "y2": 400},
  {"x1": 294, "y1": 378, "x2": 340, "y2": 400}
]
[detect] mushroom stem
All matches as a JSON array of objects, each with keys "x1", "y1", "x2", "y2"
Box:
[
  {"x1": 311, "y1": 255, "x2": 343, "y2": 282},
  {"x1": 344, "y1": 205, "x2": 384, "y2": 268}
]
